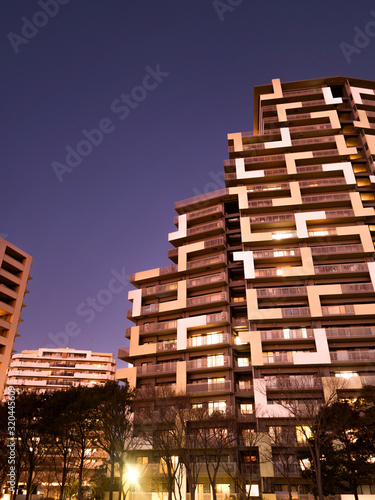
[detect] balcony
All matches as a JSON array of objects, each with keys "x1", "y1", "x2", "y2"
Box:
[
  {"x1": 174, "y1": 189, "x2": 228, "y2": 212},
  {"x1": 330, "y1": 350, "x2": 375, "y2": 362},
  {"x1": 254, "y1": 261, "x2": 369, "y2": 280},
  {"x1": 187, "y1": 272, "x2": 227, "y2": 289},
  {"x1": 275, "y1": 495, "x2": 340, "y2": 500},
  {"x1": 186, "y1": 380, "x2": 232, "y2": 395},
  {"x1": 168, "y1": 242, "x2": 226, "y2": 263},
  {"x1": 157, "y1": 340, "x2": 177, "y2": 353},
  {"x1": 232, "y1": 317, "x2": 249, "y2": 327},
  {"x1": 326, "y1": 326, "x2": 375, "y2": 339},
  {"x1": 187, "y1": 355, "x2": 231, "y2": 371},
  {"x1": 311, "y1": 244, "x2": 364, "y2": 258},
  {"x1": 257, "y1": 286, "x2": 306, "y2": 298},
  {"x1": 187, "y1": 332, "x2": 231, "y2": 349},
  {"x1": 282, "y1": 87, "x2": 323, "y2": 98},
  {"x1": 132, "y1": 292, "x2": 229, "y2": 319},
  {"x1": 315, "y1": 263, "x2": 368, "y2": 276},
  {"x1": 261, "y1": 329, "x2": 314, "y2": 341},
  {"x1": 137, "y1": 361, "x2": 177, "y2": 376},
  {"x1": 265, "y1": 375, "x2": 322, "y2": 390},
  {"x1": 187, "y1": 291, "x2": 229, "y2": 309},
  {"x1": 118, "y1": 347, "x2": 130, "y2": 360},
  {"x1": 224, "y1": 154, "x2": 284, "y2": 168},
  {"x1": 263, "y1": 352, "x2": 294, "y2": 364},
  {"x1": 187, "y1": 254, "x2": 226, "y2": 271},
  {"x1": 273, "y1": 462, "x2": 301, "y2": 476},
  {"x1": 0, "y1": 268, "x2": 21, "y2": 285},
  {"x1": 261, "y1": 99, "x2": 327, "y2": 113},
  {"x1": 129, "y1": 312, "x2": 230, "y2": 337},
  {"x1": 0, "y1": 283, "x2": 17, "y2": 299},
  {"x1": 174, "y1": 204, "x2": 223, "y2": 225},
  {"x1": 0, "y1": 317, "x2": 11, "y2": 329},
  {"x1": 142, "y1": 283, "x2": 178, "y2": 298}
]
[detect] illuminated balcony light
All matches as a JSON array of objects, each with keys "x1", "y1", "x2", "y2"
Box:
[
  {"x1": 335, "y1": 371, "x2": 358, "y2": 379},
  {"x1": 274, "y1": 250, "x2": 295, "y2": 257},
  {"x1": 309, "y1": 230, "x2": 329, "y2": 236},
  {"x1": 272, "y1": 232, "x2": 295, "y2": 240},
  {"x1": 276, "y1": 269, "x2": 284, "y2": 276}
]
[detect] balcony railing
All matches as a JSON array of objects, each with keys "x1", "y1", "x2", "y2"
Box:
[
  {"x1": 315, "y1": 263, "x2": 368, "y2": 275},
  {"x1": 263, "y1": 352, "x2": 294, "y2": 364},
  {"x1": 187, "y1": 254, "x2": 226, "y2": 270},
  {"x1": 175, "y1": 189, "x2": 228, "y2": 210},
  {"x1": 187, "y1": 355, "x2": 231, "y2": 371},
  {"x1": 265, "y1": 376, "x2": 322, "y2": 389},
  {"x1": 135, "y1": 312, "x2": 229, "y2": 336},
  {"x1": 187, "y1": 220, "x2": 225, "y2": 237},
  {"x1": 330, "y1": 350, "x2": 375, "y2": 362},
  {"x1": 186, "y1": 380, "x2": 232, "y2": 395},
  {"x1": 326, "y1": 326, "x2": 375, "y2": 338},
  {"x1": 137, "y1": 361, "x2": 177, "y2": 376},
  {"x1": 261, "y1": 99, "x2": 326, "y2": 113},
  {"x1": 261, "y1": 329, "x2": 314, "y2": 341},
  {"x1": 311, "y1": 244, "x2": 363, "y2": 257},
  {"x1": 157, "y1": 341, "x2": 177, "y2": 353},
  {"x1": 273, "y1": 462, "x2": 301, "y2": 475},
  {"x1": 174, "y1": 204, "x2": 223, "y2": 224},
  {"x1": 257, "y1": 286, "x2": 306, "y2": 298},
  {"x1": 118, "y1": 347, "x2": 130, "y2": 359},
  {"x1": 187, "y1": 272, "x2": 226, "y2": 288},
  {"x1": 187, "y1": 332, "x2": 231, "y2": 349},
  {"x1": 142, "y1": 283, "x2": 178, "y2": 297},
  {"x1": 187, "y1": 292, "x2": 228, "y2": 307}
]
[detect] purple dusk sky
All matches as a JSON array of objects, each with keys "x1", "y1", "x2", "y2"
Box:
[{"x1": 1, "y1": 0, "x2": 375, "y2": 368}]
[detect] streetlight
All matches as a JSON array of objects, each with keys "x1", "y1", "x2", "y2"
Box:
[{"x1": 123, "y1": 465, "x2": 139, "y2": 500}]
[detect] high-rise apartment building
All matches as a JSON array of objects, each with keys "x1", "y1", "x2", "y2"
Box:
[
  {"x1": 117, "y1": 76, "x2": 375, "y2": 499},
  {"x1": 4, "y1": 347, "x2": 116, "y2": 397},
  {"x1": 0, "y1": 237, "x2": 32, "y2": 400}
]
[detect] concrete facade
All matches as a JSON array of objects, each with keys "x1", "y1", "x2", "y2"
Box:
[
  {"x1": 0, "y1": 237, "x2": 32, "y2": 400},
  {"x1": 118, "y1": 76, "x2": 375, "y2": 499}
]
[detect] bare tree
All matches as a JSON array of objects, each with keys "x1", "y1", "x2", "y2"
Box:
[
  {"x1": 195, "y1": 409, "x2": 237, "y2": 500},
  {"x1": 135, "y1": 386, "x2": 186, "y2": 500},
  {"x1": 262, "y1": 375, "x2": 348, "y2": 500},
  {"x1": 260, "y1": 424, "x2": 301, "y2": 500},
  {"x1": 220, "y1": 413, "x2": 264, "y2": 500}
]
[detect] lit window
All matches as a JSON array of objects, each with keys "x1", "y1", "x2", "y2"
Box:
[
  {"x1": 300, "y1": 458, "x2": 311, "y2": 470},
  {"x1": 238, "y1": 357, "x2": 250, "y2": 367},
  {"x1": 208, "y1": 401, "x2": 226, "y2": 414},
  {"x1": 296, "y1": 425, "x2": 312, "y2": 443},
  {"x1": 207, "y1": 354, "x2": 224, "y2": 367},
  {"x1": 240, "y1": 403, "x2": 253, "y2": 415},
  {"x1": 192, "y1": 403, "x2": 203, "y2": 410},
  {"x1": 269, "y1": 426, "x2": 282, "y2": 443},
  {"x1": 239, "y1": 380, "x2": 251, "y2": 390},
  {"x1": 208, "y1": 377, "x2": 225, "y2": 385},
  {"x1": 246, "y1": 484, "x2": 259, "y2": 496},
  {"x1": 192, "y1": 335, "x2": 203, "y2": 346}
]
